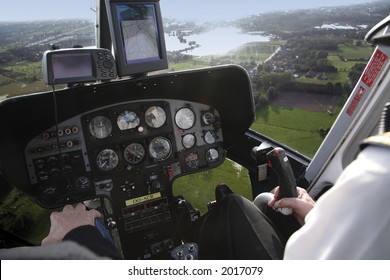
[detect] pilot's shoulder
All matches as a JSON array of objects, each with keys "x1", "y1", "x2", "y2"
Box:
[{"x1": 361, "y1": 132, "x2": 390, "y2": 150}]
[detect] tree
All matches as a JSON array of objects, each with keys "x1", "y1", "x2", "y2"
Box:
[
  {"x1": 267, "y1": 86, "x2": 278, "y2": 101},
  {"x1": 326, "y1": 82, "x2": 334, "y2": 95},
  {"x1": 349, "y1": 63, "x2": 367, "y2": 86}
]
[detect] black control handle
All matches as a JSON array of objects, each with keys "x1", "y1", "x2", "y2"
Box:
[
  {"x1": 95, "y1": 218, "x2": 114, "y2": 243},
  {"x1": 266, "y1": 147, "x2": 298, "y2": 199}
]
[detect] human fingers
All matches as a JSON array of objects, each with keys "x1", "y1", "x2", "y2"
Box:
[
  {"x1": 74, "y1": 203, "x2": 101, "y2": 222},
  {"x1": 267, "y1": 187, "x2": 280, "y2": 208},
  {"x1": 88, "y1": 208, "x2": 102, "y2": 220},
  {"x1": 274, "y1": 197, "x2": 300, "y2": 210},
  {"x1": 62, "y1": 204, "x2": 74, "y2": 212},
  {"x1": 75, "y1": 203, "x2": 87, "y2": 211}
]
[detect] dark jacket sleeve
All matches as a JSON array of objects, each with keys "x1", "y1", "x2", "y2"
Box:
[{"x1": 63, "y1": 225, "x2": 123, "y2": 260}]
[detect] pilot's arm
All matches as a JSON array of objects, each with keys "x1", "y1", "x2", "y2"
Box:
[
  {"x1": 284, "y1": 143, "x2": 390, "y2": 259},
  {"x1": 42, "y1": 203, "x2": 122, "y2": 259},
  {"x1": 0, "y1": 203, "x2": 122, "y2": 259}
]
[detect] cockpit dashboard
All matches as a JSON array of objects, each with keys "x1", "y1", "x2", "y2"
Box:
[{"x1": 0, "y1": 65, "x2": 255, "y2": 258}]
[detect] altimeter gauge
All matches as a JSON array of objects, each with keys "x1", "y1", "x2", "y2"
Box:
[{"x1": 124, "y1": 143, "x2": 145, "y2": 165}]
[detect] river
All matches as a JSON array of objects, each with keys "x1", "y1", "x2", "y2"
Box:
[{"x1": 165, "y1": 26, "x2": 270, "y2": 56}]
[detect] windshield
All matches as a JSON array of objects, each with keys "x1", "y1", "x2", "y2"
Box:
[
  {"x1": 0, "y1": 0, "x2": 385, "y2": 157},
  {"x1": 0, "y1": 0, "x2": 388, "y2": 246}
]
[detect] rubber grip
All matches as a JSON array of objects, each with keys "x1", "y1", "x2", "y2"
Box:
[
  {"x1": 266, "y1": 147, "x2": 298, "y2": 198},
  {"x1": 95, "y1": 218, "x2": 114, "y2": 243}
]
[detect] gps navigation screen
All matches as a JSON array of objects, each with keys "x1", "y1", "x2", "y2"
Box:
[
  {"x1": 52, "y1": 53, "x2": 93, "y2": 79},
  {"x1": 117, "y1": 4, "x2": 160, "y2": 64}
]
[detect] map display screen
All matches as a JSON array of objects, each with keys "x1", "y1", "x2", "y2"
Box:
[
  {"x1": 106, "y1": 0, "x2": 168, "y2": 77},
  {"x1": 117, "y1": 4, "x2": 160, "y2": 64}
]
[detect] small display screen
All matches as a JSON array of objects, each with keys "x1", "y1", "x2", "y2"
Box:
[
  {"x1": 116, "y1": 4, "x2": 161, "y2": 64},
  {"x1": 52, "y1": 53, "x2": 93, "y2": 79}
]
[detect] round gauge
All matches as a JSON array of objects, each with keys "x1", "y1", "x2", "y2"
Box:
[
  {"x1": 148, "y1": 137, "x2": 172, "y2": 161},
  {"x1": 117, "y1": 111, "x2": 140, "y2": 130},
  {"x1": 175, "y1": 107, "x2": 196, "y2": 130},
  {"x1": 75, "y1": 176, "x2": 91, "y2": 190},
  {"x1": 185, "y1": 153, "x2": 199, "y2": 169},
  {"x1": 96, "y1": 149, "x2": 119, "y2": 171},
  {"x1": 124, "y1": 143, "x2": 145, "y2": 165},
  {"x1": 145, "y1": 106, "x2": 166, "y2": 128},
  {"x1": 204, "y1": 130, "x2": 217, "y2": 144},
  {"x1": 202, "y1": 112, "x2": 216, "y2": 125},
  {"x1": 182, "y1": 134, "x2": 196, "y2": 149},
  {"x1": 89, "y1": 116, "x2": 112, "y2": 139},
  {"x1": 206, "y1": 148, "x2": 219, "y2": 163}
]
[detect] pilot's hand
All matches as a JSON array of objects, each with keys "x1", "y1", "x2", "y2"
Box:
[
  {"x1": 41, "y1": 203, "x2": 101, "y2": 245},
  {"x1": 268, "y1": 187, "x2": 315, "y2": 225}
]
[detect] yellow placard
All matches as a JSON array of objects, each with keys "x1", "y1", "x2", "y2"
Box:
[{"x1": 125, "y1": 192, "x2": 161, "y2": 207}]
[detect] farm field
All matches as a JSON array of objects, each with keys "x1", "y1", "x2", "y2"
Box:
[{"x1": 251, "y1": 103, "x2": 340, "y2": 157}]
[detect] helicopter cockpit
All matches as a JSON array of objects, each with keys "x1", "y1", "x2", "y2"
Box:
[
  {"x1": 1, "y1": 0, "x2": 390, "y2": 260},
  {"x1": 0, "y1": 0, "x2": 259, "y2": 259}
]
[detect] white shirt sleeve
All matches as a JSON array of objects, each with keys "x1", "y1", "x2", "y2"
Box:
[{"x1": 284, "y1": 145, "x2": 390, "y2": 259}]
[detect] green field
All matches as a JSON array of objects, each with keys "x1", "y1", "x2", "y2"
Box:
[
  {"x1": 173, "y1": 159, "x2": 252, "y2": 215},
  {"x1": 251, "y1": 106, "x2": 339, "y2": 157},
  {"x1": 0, "y1": 188, "x2": 51, "y2": 245},
  {"x1": 337, "y1": 44, "x2": 374, "y2": 60},
  {"x1": 296, "y1": 43, "x2": 373, "y2": 85}
]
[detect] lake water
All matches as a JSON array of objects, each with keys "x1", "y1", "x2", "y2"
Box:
[{"x1": 165, "y1": 26, "x2": 270, "y2": 56}]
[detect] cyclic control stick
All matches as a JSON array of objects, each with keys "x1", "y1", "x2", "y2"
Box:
[{"x1": 254, "y1": 147, "x2": 298, "y2": 215}]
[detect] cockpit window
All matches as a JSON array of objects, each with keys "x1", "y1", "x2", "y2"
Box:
[
  {"x1": 0, "y1": 1, "x2": 382, "y2": 156},
  {"x1": 161, "y1": 1, "x2": 384, "y2": 158}
]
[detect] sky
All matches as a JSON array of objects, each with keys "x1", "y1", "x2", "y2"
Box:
[{"x1": 0, "y1": 0, "x2": 377, "y2": 22}]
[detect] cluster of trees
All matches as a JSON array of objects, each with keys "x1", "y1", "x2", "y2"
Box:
[
  {"x1": 251, "y1": 70, "x2": 352, "y2": 110},
  {"x1": 268, "y1": 37, "x2": 346, "y2": 74}
]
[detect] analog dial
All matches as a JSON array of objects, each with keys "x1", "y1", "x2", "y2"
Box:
[
  {"x1": 117, "y1": 111, "x2": 140, "y2": 130},
  {"x1": 148, "y1": 137, "x2": 172, "y2": 161},
  {"x1": 175, "y1": 107, "x2": 196, "y2": 130},
  {"x1": 96, "y1": 149, "x2": 119, "y2": 171},
  {"x1": 206, "y1": 148, "x2": 219, "y2": 163},
  {"x1": 204, "y1": 130, "x2": 217, "y2": 144},
  {"x1": 182, "y1": 134, "x2": 196, "y2": 149},
  {"x1": 124, "y1": 143, "x2": 145, "y2": 165},
  {"x1": 89, "y1": 116, "x2": 112, "y2": 139},
  {"x1": 145, "y1": 106, "x2": 166, "y2": 128}
]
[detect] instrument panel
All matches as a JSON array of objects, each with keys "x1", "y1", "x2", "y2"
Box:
[
  {"x1": 24, "y1": 99, "x2": 224, "y2": 259},
  {"x1": 0, "y1": 65, "x2": 255, "y2": 259}
]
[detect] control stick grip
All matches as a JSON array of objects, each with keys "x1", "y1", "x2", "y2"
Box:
[
  {"x1": 95, "y1": 218, "x2": 114, "y2": 243},
  {"x1": 266, "y1": 147, "x2": 298, "y2": 199}
]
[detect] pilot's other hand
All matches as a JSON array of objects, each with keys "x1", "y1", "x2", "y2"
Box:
[
  {"x1": 268, "y1": 187, "x2": 315, "y2": 225},
  {"x1": 42, "y1": 203, "x2": 101, "y2": 245}
]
